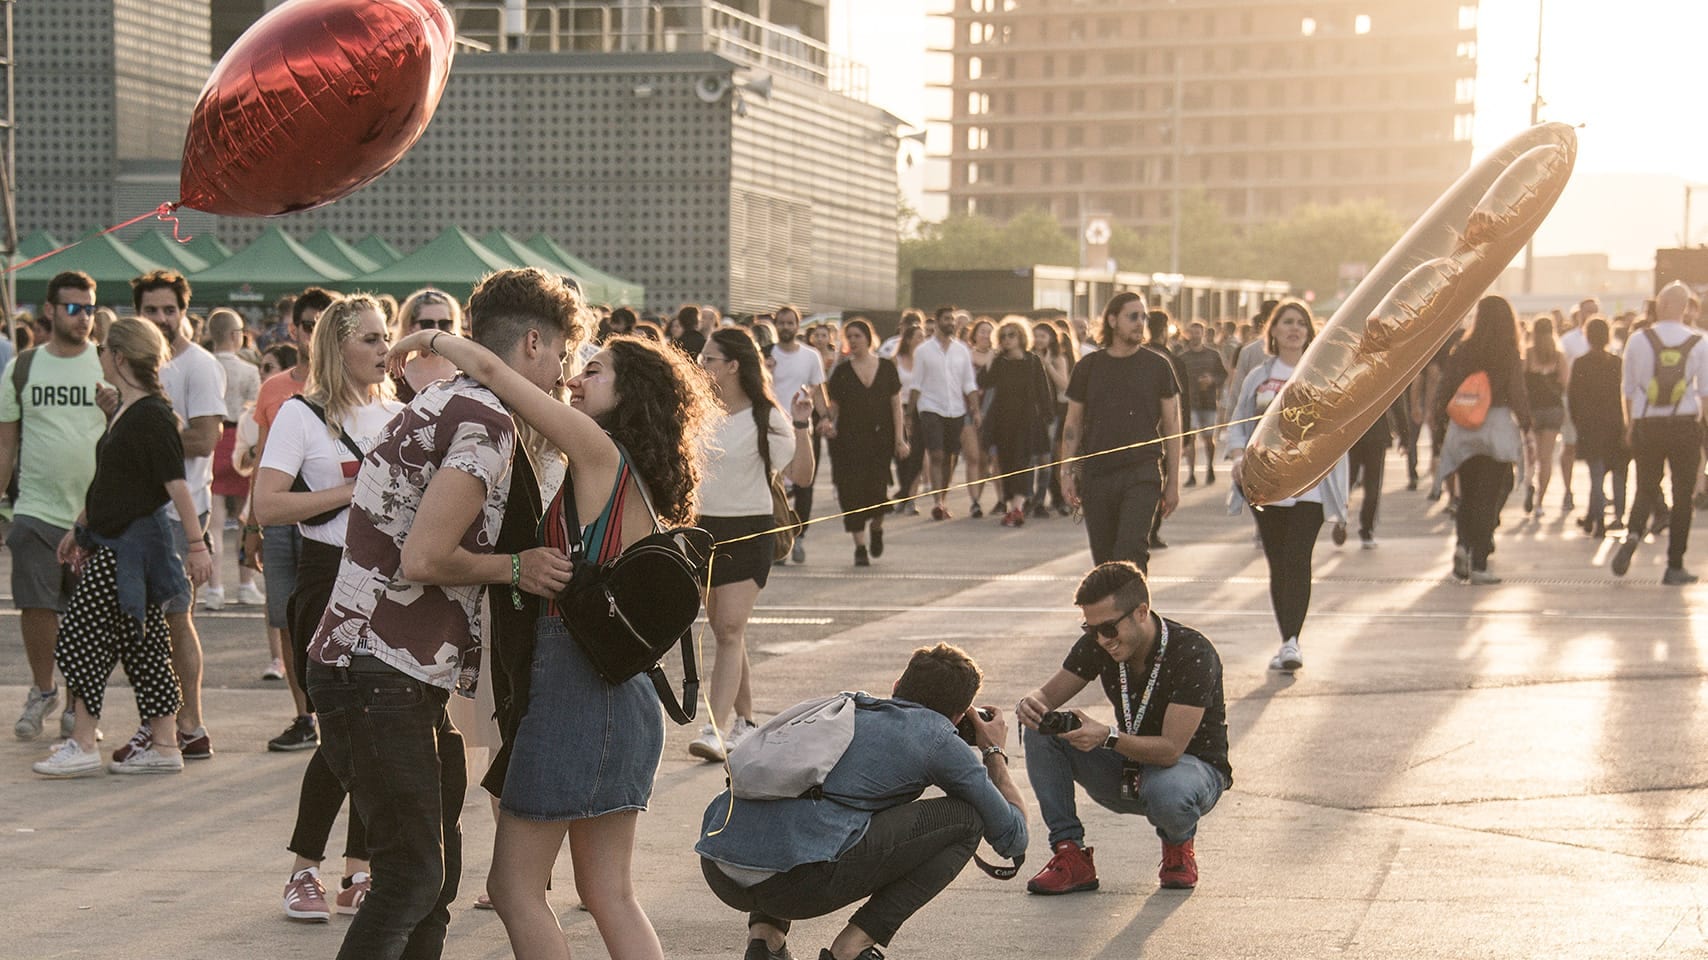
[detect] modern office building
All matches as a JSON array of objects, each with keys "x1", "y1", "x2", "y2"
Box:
[
  {"x1": 937, "y1": 0, "x2": 1478, "y2": 232},
  {"x1": 16, "y1": 0, "x2": 901, "y2": 313}
]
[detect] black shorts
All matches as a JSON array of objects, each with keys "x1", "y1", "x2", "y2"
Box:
[
  {"x1": 918, "y1": 412, "x2": 965, "y2": 456},
  {"x1": 698, "y1": 514, "x2": 776, "y2": 589}
]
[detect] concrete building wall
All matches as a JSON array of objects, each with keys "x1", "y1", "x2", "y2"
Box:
[{"x1": 942, "y1": 0, "x2": 1477, "y2": 230}]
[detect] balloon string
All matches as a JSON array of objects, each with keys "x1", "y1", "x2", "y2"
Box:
[
  {"x1": 714, "y1": 412, "x2": 1265, "y2": 548},
  {"x1": 2, "y1": 200, "x2": 187, "y2": 275}
]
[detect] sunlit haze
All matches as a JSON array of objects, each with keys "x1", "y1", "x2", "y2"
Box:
[{"x1": 833, "y1": 0, "x2": 1704, "y2": 268}]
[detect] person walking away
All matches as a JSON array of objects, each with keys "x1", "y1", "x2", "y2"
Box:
[
  {"x1": 1434, "y1": 296, "x2": 1533, "y2": 584},
  {"x1": 1612, "y1": 282, "x2": 1708, "y2": 584},
  {"x1": 1226, "y1": 300, "x2": 1349, "y2": 669},
  {"x1": 1521, "y1": 315, "x2": 1566, "y2": 518},
  {"x1": 1568, "y1": 317, "x2": 1628, "y2": 538}
]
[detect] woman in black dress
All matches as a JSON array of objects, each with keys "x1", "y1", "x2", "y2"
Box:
[
  {"x1": 980, "y1": 317, "x2": 1056, "y2": 527},
  {"x1": 824, "y1": 318, "x2": 907, "y2": 565}
]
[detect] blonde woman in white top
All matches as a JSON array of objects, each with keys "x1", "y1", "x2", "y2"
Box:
[{"x1": 689, "y1": 328, "x2": 813, "y2": 762}]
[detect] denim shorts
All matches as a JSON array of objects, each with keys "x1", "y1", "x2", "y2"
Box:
[
  {"x1": 7, "y1": 514, "x2": 73, "y2": 611},
  {"x1": 261, "y1": 524, "x2": 302, "y2": 628},
  {"x1": 162, "y1": 511, "x2": 206, "y2": 614},
  {"x1": 499, "y1": 616, "x2": 665, "y2": 821}
]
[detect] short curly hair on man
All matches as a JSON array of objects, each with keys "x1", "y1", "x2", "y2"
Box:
[
  {"x1": 893, "y1": 643, "x2": 983, "y2": 720},
  {"x1": 467, "y1": 267, "x2": 587, "y2": 358}
]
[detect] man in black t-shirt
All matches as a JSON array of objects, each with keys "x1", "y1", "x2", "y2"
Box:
[
  {"x1": 1016, "y1": 562, "x2": 1230, "y2": 893},
  {"x1": 1062, "y1": 293, "x2": 1182, "y2": 573}
]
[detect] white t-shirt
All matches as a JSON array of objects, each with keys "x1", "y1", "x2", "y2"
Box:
[
  {"x1": 1243, "y1": 359, "x2": 1322, "y2": 507},
  {"x1": 699, "y1": 405, "x2": 796, "y2": 517},
  {"x1": 215, "y1": 351, "x2": 261, "y2": 423},
  {"x1": 1559, "y1": 327, "x2": 1590, "y2": 378},
  {"x1": 769, "y1": 342, "x2": 825, "y2": 408},
  {"x1": 911, "y1": 336, "x2": 979, "y2": 417},
  {"x1": 259, "y1": 396, "x2": 403, "y2": 545},
  {"x1": 162, "y1": 342, "x2": 228, "y2": 519}
]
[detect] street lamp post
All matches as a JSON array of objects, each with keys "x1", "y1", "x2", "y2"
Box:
[{"x1": 1522, "y1": 0, "x2": 1544, "y2": 295}]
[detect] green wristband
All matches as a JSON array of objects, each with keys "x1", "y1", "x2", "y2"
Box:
[{"x1": 509, "y1": 553, "x2": 523, "y2": 610}]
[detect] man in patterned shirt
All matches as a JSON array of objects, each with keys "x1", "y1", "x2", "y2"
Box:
[{"x1": 306, "y1": 268, "x2": 579, "y2": 960}]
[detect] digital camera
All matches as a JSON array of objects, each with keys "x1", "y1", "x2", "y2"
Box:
[
  {"x1": 956, "y1": 706, "x2": 996, "y2": 746},
  {"x1": 1036, "y1": 710, "x2": 1082, "y2": 736}
]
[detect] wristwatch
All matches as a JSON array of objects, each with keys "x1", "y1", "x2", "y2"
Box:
[{"x1": 1103, "y1": 731, "x2": 1121, "y2": 751}]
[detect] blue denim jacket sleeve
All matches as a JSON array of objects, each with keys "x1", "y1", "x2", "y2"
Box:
[
  {"x1": 924, "y1": 727, "x2": 1029, "y2": 860},
  {"x1": 80, "y1": 505, "x2": 188, "y2": 637}
]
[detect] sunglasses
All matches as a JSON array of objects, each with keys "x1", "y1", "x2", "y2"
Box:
[
  {"x1": 414, "y1": 318, "x2": 457, "y2": 332},
  {"x1": 298, "y1": 319, "x2": 316, "y2": 333},
  {"x1": 58, "y1": 301, "x2": 98, "y2": 317},
  {"x1": 1081, "y1": 607, "x2": 1136, "y2": 639}
]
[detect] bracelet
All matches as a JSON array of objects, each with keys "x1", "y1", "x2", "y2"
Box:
[
  {"x1": 430, "y1": 331, "x2": 444, "y2": 355},
  {"x1": 981, "y1": 745, "x2": 1008, "y2": 764},
  {"x1": 243, "y1": 524, "x2": 262, "y2": 535},
  {"x1": 509, "y1": 553, "x2": 523, "y2": 610},
  {"x1": 792, "y1": 419, "x2": 810, "y2": 429}
]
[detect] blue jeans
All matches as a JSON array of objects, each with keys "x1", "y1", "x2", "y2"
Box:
[
  {"x1": 1022, "y1": 726, "x2": 1225, "y2": 846},
  {"x1": 308, "y1": 660, "x2": 465, "y2": 960}
]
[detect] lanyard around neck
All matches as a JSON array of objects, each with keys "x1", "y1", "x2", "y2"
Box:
[{"x1": 1117, "y1": 615, "x2": 1170, "y2": 736}]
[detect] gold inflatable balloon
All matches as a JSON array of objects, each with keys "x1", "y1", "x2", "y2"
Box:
[{"x1": 1241, "y1": 123, "x2": 1577, "y2": 505}]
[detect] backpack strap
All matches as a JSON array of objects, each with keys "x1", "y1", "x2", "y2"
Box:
[
  {"x1": 291, "y1": 395, "x2": 364, "y2": 462},
  {"x1": 11, "y1": 346, "x2": 36, "y2": 410}
]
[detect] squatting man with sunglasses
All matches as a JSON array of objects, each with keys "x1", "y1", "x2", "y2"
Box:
[{"x1": 1015, "y1": 560, "x2": 1232, "y2": 893}]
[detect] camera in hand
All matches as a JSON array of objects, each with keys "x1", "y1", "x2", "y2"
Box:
[
  {"x1": 1036, "y1": 710, "x2": 1082, "y2": 736},
  {"x1": 956, "y1": 706, "x2": 996, "y2": 746}
]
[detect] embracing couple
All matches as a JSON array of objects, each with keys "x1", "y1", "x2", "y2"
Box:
[{"x1": 306, "y1": 267, "x2": 718, "y2": 960}]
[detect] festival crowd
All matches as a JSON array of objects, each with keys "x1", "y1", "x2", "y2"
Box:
[{"x1": 6, "y1": 266, "x2": 1703, "y2": 960}]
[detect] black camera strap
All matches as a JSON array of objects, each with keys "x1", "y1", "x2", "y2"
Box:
[
  {"x1": 974, "y1": 850, "x2": 1024, "y2": 880},
  {"x1": 1117, "y1": 615, "x2": 1170, "y2": 736}
]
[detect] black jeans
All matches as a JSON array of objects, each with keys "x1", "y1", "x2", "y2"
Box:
[
  {"x1": 1628, "y1": 416, "x2": 1703, "y2": 568},
  {"x1": 1454, "y1": 455, "x2": 1514, "y2": 570},
  {"x1": 1347, "y1": 431, "x2": 1386, "y2": 537},
  {"x1": 1253, "y1": 501, "x2": 1323, "y2": 641},
  {"x1": 701, "y1": 797, "x2": 982, "y2": 947},
  {"x1": 287, "y1": 539, "x2": 368, "y2": 864},
  {"x1": 1585, "y1": 456, "x2": 1629, "y2": 525},
  {"x1": 1079, "y1": 466, "x2": 1163, "y2": 573},
  {"x1": 308, "y1": 660, "x2": 465, "y2": 960}
]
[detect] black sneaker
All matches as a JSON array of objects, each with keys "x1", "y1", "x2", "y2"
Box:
[
  {"x1": 268, "y1": 716, "x2": 319, "y2": 752},
  {"x1": 854, "y1": 545, "x2": 870, "y2": 567},
  {"x1": 746, "y1": 938, "x2": 793, "y2": 960},
  {"x1": 869, "y1": 526, "x2": 885, "y2": 558},
  {"x1": 969, "y1": 502, "x2": 984, "y2": 519}
]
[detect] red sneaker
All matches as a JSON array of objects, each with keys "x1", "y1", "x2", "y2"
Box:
[
  {"x1": 930, "y1": 505, "x2": 951, "y2": 521},
  {"x1": 110, "y1": 724, "x2": 152, "y2": 763},
  {"x1": 1159, "y1": 837, "x2": 1198, "y2": 889},
  {"x1": 1026, "y1": 839, "x2": 1099, "y2": 895},
  {"x1": 1001, "y1": 509, "x2": 1025, "y2": 527}
]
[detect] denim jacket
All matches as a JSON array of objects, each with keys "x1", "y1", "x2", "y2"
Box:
[
  {"x1": 76, "y1": 505, "x2": 187, "y2": 638},
  {"x1": 696, "y1": 694, "x2": 1028, "y2": 874}
]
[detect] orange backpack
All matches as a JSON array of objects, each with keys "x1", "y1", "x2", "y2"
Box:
[{"x1": 1447, "y1": 371, "x2": 1491, "y2": 429}]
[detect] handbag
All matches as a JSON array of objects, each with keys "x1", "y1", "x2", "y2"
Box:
[
  {"x1": 287, "y1": 396, "x2": 365, "y2": 525},
  {"x1": 552, "y1": 444, "x2": 714, "y2": 725},
  {"x1": 756, "y1": 408, "x2": 803, "y2": 562}
]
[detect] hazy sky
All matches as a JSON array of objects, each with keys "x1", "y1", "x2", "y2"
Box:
[{"x1": 829, "y1": 0, "x2": 1706, "y2": 266}]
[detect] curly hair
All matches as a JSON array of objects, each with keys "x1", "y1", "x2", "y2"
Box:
[
  {"x1": 467, "y1": 267, "x2": 586, "y2": 358},
  {"x1": 596, "y1": 335, "x2": 718, "y2": 527}
]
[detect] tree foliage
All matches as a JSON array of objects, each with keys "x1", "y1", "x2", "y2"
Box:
[{"x1": 898, "y1": 196, "x2": 1408, "y2": 306}]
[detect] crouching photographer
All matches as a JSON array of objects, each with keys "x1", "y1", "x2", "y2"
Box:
[
  {"x1": 1018, "y1": 561, "x2": 1232, "y2": 894},
  {"x1": 696, "y1": 643, "x2": 1027, "y2": 960}
]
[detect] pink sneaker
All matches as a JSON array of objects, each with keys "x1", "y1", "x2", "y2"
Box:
[
  {"x1": 283, "y1": 867, "x2": 330, "y2": 922},
  {"x1": 335, "y1": 872, "x2": 370, "y2": 915}
]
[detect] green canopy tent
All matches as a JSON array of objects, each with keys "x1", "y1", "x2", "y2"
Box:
[
  {"x1": 357, "y1": 227, "x2": 519, "y2": 300},
  {"x1": 14, "y1": 232, "x2": 167, "y2": 305},
  {"x1": 184, "y1": 233, "x2": 233, "y2": 264},
  {"x1": 354, "y1": 234, "x2": 405, "y2": 266},
  {"x1": 130, "y1": 230, "x2": 211, "y2": 275},
  {"x1": 524, "y1": 234, "x2": 644, "y2": 307},
  {"x1": 303, "y1": 230, "x2": 380, "y2": 277},
  {"x1": 481, "y1": 229, "x2": 586, "y2": 282},
  {"x1": 17, "y1": 230, "x2": 62, "y2": 261},
  {"x1": 188, "y1": 225, "x2": 353, "y2": 306}
]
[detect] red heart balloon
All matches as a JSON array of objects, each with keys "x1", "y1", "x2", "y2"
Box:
[{"x1": 179, "y1": 0, "x2": 454, "y2": 218}]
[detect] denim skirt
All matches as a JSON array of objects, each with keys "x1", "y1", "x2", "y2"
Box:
[{"x1": 498, "y1": 616, "x2": 665, "y2": 821}]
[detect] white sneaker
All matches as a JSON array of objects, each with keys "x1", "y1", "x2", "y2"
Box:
[
  {"x1": 688, "y1": 725, "x2": 727, "y2": 762},
  {"x1": 237, "y1": 582, "x2": 266, "y2": 606},
  {"x1": 1269, "y1": 638, "x2": 1304, "y2": 672},
  {"x1": 33, "y1": 738, "x2": 101, "y2": 778},
  {"x1": 261, "y1": 658, "x2": 286, "y2": 681},
  {"x1": 109, "y1": 745, "x2": 184, "y2": 775},
  {"x1": 200, "y1": 586, "x2": 226, "y2": 611},
  {"x1": 14, "y1": 685, "x2": 59, "y2": 740}
]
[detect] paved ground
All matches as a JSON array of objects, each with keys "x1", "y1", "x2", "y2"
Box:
[{"x1": 3, "y1": 447, "x2": 1707, "y2": 959}]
